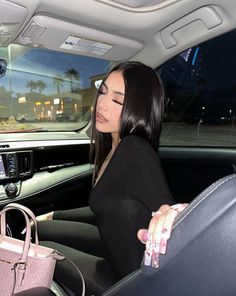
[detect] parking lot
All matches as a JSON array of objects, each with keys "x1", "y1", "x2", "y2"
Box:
[{"x1": 161, "y1": 123, "x2": 236, "y2": 146}]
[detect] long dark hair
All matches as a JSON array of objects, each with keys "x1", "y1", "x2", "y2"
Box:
[{"x1": 90, "y1": 61, "x2": 164, "y2": 175}]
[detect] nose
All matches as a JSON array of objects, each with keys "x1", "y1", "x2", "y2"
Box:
[{"x1": 97, "y1": 94, "x2": 109, "y2": 111}]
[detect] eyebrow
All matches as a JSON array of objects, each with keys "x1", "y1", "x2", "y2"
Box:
[{"x1": 102, "y1": 82, "x2": 124, "y2": 97}]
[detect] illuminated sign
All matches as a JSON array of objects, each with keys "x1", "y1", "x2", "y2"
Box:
[
  {"x1": 18, "y1": 97, "x2": 26, "y2": 103},
  {"x1": 54, "y1": 98, "x2": 60, "y2": 105}
]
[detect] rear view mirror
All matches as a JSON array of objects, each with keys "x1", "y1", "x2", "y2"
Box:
[{"x1": 0, "y1": 58, "x2": 7, "y2": 78}]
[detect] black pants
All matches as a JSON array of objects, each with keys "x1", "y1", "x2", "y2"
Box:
[{"x1": 37, "y1": 208, "x2": 118, "y2": 295}]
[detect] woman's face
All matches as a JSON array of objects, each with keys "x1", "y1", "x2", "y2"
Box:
[{"x1": 96, "y1": 70, "x2": 125, "y2": 143}]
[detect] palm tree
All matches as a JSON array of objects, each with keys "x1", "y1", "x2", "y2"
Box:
[
  {"x1": 65, "y1": 68, "x2": 80, "y2": 92},
  {"x1": 0, "y1": 86, "x2": 12, "y2": 117},
  {"x1": 26, "y1": 80, "x2": 37, "y2": 93},
  {"x1": 53, "y1": 75, "x2": 64, "y2": 97},
  {"x1": 0, "y1": 86, "x2": 8, "y2": 105},
  {"x1": 37, "y1": 80, "x2": 47, "y2": 94}
]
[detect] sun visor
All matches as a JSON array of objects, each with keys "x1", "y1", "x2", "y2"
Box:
[
  {"x1": 18, "y1": 15, "x2": 143, "y2": 61},
  {"x1": 0, "y1": 0, "x2": 28, "y2": 46}
]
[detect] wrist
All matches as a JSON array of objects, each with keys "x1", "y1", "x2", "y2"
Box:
[{"x1": 49, "y1": 211, "x2": 54, "y2": 220}]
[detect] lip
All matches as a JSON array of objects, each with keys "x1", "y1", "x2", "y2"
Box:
[{"x1": 96, "y1": 112, "x2": 108, "y2": 123}]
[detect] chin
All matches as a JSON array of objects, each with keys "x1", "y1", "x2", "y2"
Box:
[{"x1": 96, "y1": 125, "x2": 109, "y2": 133}]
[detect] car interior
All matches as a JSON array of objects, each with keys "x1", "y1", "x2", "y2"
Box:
[{"x1": 1, "y1": 0, "x2": 236, "y2": 295}]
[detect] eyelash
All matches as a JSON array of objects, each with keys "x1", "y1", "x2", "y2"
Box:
[
  {"x1": 98, "y1": 88, "x2": 123, "y2": 106},
  {"x1": 98, "y1": 89, "x2": 105, "y2": 95},
  {"x1": 112, "y1": 99, "x2": 123, "y2": 106}
]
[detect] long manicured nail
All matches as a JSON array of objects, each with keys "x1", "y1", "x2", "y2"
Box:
[
  {"x1": 151, "y1": 252, "x2": 159, "y2": 268},
  {"x1": 161, "y1": 227, "x2": 170, "y2": 239},
  {"x1": 159, "y1": 238, "x2": 167, "y2": 254},
  {"x1": 152, "y1": 241, "x2": 160, "y2": 253},
  {"x1": 144, "y1": 249, "x2": 152, "y2": 266}
]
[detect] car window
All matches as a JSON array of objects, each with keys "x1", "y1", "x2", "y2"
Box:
[
  {"x1": 0, "y1": 45, "x2": 110, "y2": 134},
  {"x1": 159, "y1": 29, "x2": 236, "y2": 147}
]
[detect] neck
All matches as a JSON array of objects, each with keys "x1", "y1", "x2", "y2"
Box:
[{"x1": 111, "y1": 133, "x2": 120, "y2": 149}]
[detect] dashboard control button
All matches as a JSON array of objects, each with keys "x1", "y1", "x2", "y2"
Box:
[{"x1": 5, "y1": 183, "x2": 18, "y2": 197}]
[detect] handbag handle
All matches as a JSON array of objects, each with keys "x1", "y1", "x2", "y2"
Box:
[
  {"x1": 0, "y1": 205, "x2": 32, "y2": 266},
  {"x1": 0, "y1": 204, "x2": 42, "y2": 288},
  {"x1": 0, "y1": 203, "x2": 39, "y2": 244}
]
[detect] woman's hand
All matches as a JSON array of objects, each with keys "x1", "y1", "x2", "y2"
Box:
[
  {"x1": 35, "y1": 211, "x2": 54, "y2": 222},
  {"x1": 22, "y1": 211, "x2": 54, "y2": 234},
  {"x1": 137, "y1": 203, "x2": 188, "y2": 268},
  {"x1": 30, "y1": 211, "x2": 53, "y2": 228}
]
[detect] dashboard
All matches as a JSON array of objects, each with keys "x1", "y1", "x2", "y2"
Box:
[
  {"x1": 0, "y1": 151, "x2": 33, "y2": 180},
  {"x1": 0, "y1": 139, "x2": 91, "y2": 204}
]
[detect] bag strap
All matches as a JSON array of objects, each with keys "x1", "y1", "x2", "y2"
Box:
[
  {"x1": 0, "y1": 204, "x2": 41, "y2": 287},
  {"x1": 1, "y1": 202, "x2": 39, "y2": 244},
  {"x1": 0, "y1": 206, "x2": 32, "y2": 264},
  {"x1": 66, "y1": 255, "x2": 86, "y2": 296}
]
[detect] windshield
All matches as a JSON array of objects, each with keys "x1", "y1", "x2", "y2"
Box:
[{"x1": 0, "y1": 44, "x2": 110, "y2": 133}]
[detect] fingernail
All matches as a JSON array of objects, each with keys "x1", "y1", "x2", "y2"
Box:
[
  {"x1": 152, "y1": 241, "x2": 160, "y2": 253},
  {"x1": 146, "y1": 239, "x2": 152, "y2": 253},
  {"x1": 161, "y1": 228, "x2": 170, "y2": 239},
  {"x1": 144, "y1": 250, "x2": 152, "y2": 266},
  {"x1": 159, "y1": 239, "x2": 167, "y2": 254},
  {"x1": 151, "y1": 252, "x2": 159, "y2": 268}
]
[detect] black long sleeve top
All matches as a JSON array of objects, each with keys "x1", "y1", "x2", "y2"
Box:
[{"x1": 89, "y1": 135, "x2": 174, "y2": 278}]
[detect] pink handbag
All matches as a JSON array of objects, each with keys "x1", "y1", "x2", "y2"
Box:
[{"x1": 0, "y1": 203, "x2": 64, "y2": 295}]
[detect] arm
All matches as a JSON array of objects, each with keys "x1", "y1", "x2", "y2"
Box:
[
  {"x1": 36, "y1": 206, "x2": 96, "y2": 225},
  {"x1": 96, "y1": 197, "x2": 151, "y2": 278},
  {"x1": 53, "y1": 206, "x2": 96, "y2": 224},
  {"x1": 127, "y1": 136, "x2": 175, "y2": 209}
]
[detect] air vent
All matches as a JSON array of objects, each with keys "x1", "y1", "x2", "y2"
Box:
[
  {"x1": 0, "y1": 144, "x2": 10, "y2": 149},
  {"x1": 17, "y1": 151, "x2": 33, "y2": 177}
]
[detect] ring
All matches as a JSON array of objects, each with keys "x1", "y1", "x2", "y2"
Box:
[
  {"x1": 152, "y1": 210, "x2": 162, "y2": 217},
  {"x1": 170, "y1": 203, "x2": 187, "y2": 211},
  {"x1": 161, "y1": 227, "x2": 168, "y2": 234},
  {"x1": 170, "y1": 204, "x2": 183, "y2": 210}
]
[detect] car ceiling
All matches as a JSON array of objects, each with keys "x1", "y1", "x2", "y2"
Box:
[{"x1": 0, "y1": 0, "x2": 236, "y2": 67}]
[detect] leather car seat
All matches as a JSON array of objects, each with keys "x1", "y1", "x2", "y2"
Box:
[{"x1": 103, "y1": 174, "x2": 236, "y2": 296}]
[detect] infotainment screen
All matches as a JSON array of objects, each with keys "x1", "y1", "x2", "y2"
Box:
[{"x1": 0, "y1": 155, "x2": 6, "y2": 179}]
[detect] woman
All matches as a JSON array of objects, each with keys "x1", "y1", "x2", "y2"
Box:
[{"x1": 38, "y1": 61, "x2": 174, "y2": 295}]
